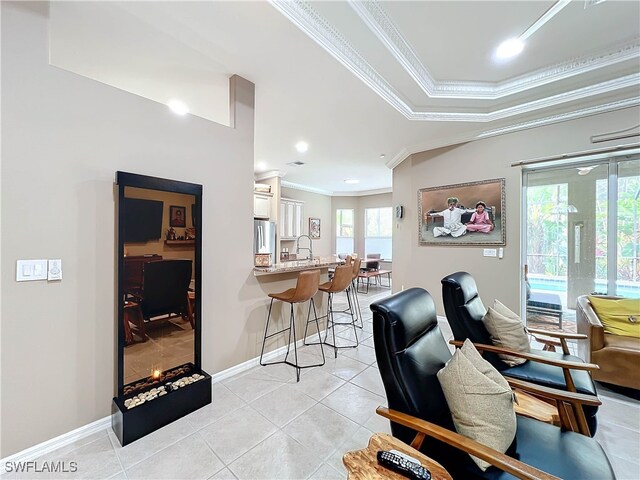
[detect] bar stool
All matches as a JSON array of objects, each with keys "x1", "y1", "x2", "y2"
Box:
[
  {"x1": 310, "y1": 264, "x2": 358, "y2": 358},
  {"x1": 259, "y1": 269, "x2": 324, "y2": 381}
]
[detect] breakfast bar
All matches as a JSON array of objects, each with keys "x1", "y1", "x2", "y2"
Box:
[{"x1": 253, "y1": 257, "x2": 340, "y2": 276}]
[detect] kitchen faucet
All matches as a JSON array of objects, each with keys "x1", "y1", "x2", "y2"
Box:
[{"x1": 296, "y1": 234, "x2": 313, "y2": 261}]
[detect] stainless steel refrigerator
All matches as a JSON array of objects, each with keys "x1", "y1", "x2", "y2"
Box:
[{"x1": 254, "y1": 220, "x2": 277, "y2": 259}]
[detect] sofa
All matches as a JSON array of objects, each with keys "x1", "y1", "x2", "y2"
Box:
[{"x1": 576, "y1": 295, "x2": 640, "y2": 390}]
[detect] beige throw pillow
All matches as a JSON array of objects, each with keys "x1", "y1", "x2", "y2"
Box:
[
  {"x1": 437, "y1": 340, "x2": 517, "y2": 471},
  {"x1": 493, "y1": 299, "x2": 520, "y2": 321},
  {"x1": 482, "y1": 302, "x2": 530, "y2": 367}
]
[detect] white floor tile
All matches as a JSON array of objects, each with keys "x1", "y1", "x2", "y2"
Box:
[
  {"x1": 185, "y1": 383, "x2": 245, "y2": 430},
  {"x1": 340, "y1": 344, "x2": 378, "y2": 365},
  {"x1": 290, "y1": 369, "x2": 345, "y2": 401},
  {"x1": 125, "y1": 434, "x2": 223, "y2": 479},
  {"x1": 307, "y1": 462, "x2": 344, "y2": 480},
  {"x1": 282, "y1": 404, "x2": 359, "y2": 460},
  {"x1": 222, "y1": 368, "x2": 287, "y2": 403},
  {"x1": 198, "y1": 405, "x2": 278, "y2": 464},
  {"x1": 250, "y1": 383, "x2": 316, "y2": 427},
  {"x1": 229, "y1": 431, "x2": 321, "y2": 480},
  {"x1": 208, "y1": 467, "x2": 237, "y2": 479},
  {"x1": 350, "y1": 366, "x2": 386, "y2": 397},
  {"x1": 321, "y1": 383, "x2": 385, "y2": 426},
  {"x1": 110, "y1": 418, "x2": 196, "y2": 470}
]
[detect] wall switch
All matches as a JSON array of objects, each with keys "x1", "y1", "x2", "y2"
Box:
[
  {"x1": 16, "y1": 259, "x2": 48, "y2": 281},
  {"x1": 483, "y1": 249, "x2": 497, "y2": 257},
  {"x1": 498, "y1": 248, "x2": 504, "y2": 259},
  {"x1": 48, "y1": 259, "x2": 62, "y2": 280}
]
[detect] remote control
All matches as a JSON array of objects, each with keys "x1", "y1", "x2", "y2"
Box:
[{"x1": 377, "y1": 450, "x2": 431, "y2": 480}]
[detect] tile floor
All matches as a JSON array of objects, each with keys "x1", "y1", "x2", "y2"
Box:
[{"x1": 3, "y1": 285, "x2": 639, "y2": 479}]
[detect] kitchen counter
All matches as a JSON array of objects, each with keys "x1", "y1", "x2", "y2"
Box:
[{"x1": 253, "y1": 257, "x2": 340, "y2": 276}]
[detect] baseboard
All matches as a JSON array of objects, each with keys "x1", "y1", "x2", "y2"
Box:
[
  {"x1": 0, "y1": 334, "x2": 320, "y2": 468},
  {"x1": 1, "y1": 416, "x2": 111, "y2": 472}
]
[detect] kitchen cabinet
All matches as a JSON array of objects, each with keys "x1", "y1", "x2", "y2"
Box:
[
  {"x1": 280, "y1": 198, "x2": 304, "y2": 239},
  {"x1": 253, "y1": 192, "x2": 273, "y2": 219}
]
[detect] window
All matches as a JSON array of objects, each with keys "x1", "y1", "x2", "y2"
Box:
[
  {"x1": 336, "y1": 208, "x2": 354, "y2": 255},
  {"x1": 365, "y1": 207, "x2": 393, "y2": 260}
]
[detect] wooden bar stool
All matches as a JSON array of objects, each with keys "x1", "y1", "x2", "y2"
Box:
[
  {"x1": 309, "y1": 264, "x2": 358, "y2": 358},
  {"x1": 259, "y1": 269, "x2": 324, "y2": 381}
]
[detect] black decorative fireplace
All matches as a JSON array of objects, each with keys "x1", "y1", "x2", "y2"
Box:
[{"x1": 112, "y1": 171, "x2": 211, "y2": 446}]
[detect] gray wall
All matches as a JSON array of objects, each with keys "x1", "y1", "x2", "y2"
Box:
[
  {"x1": 392, "y1": 106, "x2": 640, "y2": 316},
  {"x1": 1, "y1": 2, "x2": 277, "y2": 457}
]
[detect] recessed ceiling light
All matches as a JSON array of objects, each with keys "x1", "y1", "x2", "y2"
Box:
[
  {"x1": 286, "y1": 161, "x2": 305, "y2": 166},
  {"x1": 344, "y1": 179, "x2": 360, "y2": 184},
  {"x1": 295, "y1": 141, "x2": 309, "y2": 153},
  {"x1": 380, "y1": 154, "x2": 386, "y2": 159},
  {"x1": 256, "y1": 162, "x2": 267, "y2": 171},
  {"x1": 495, "y1": 38, "x2": 524, "y2": 60},
  {"x1": 167, "y1": 99, "x2": 189, "y2": 116}
]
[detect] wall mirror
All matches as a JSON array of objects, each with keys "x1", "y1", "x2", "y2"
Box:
[{"x1": 113, "y1": 171, "x2": 210, "y2": 446}]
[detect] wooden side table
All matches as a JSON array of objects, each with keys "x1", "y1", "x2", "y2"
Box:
[{"x1": 343, "y1": 433, "x2": 452, "y2": 480}]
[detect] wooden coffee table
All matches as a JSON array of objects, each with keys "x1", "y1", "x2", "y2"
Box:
[{"x1": 343, "y1": 432, "x2": 452, "y2": 480}]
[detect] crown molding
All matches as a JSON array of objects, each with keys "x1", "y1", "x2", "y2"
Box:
[
  {"x1": 406, "y1": 73, "x2": 640, "y2": 122},
  {"x1": 281, "y1": 180, "x2": 333, "y2": 196},
  {"x1": 476, "y1": 96, "x2": 640, "y2": 138},
  {"x1": 334, "y1": 187, "x2": 393, "y2": 197},
  {"x1": 385, "y1": 97, "x2": 640, "y2": 170},
  {"x1": 254, "y1": 170, "x2": 283, "y2": 181},
  {"x1": 271, "y1": 0, "x2": 639, "y2": 122},
  {"x1": 350, "y1": 0, "x2": 640, "y2": 100}
]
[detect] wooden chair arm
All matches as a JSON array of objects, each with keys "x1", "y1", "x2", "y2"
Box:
[
  {"x1": 449, "y1": 340, "x2": 599, "y2": 371},
  {"x1": 376, "y1": 407, "x2": 559, "y2": 480},
  {"x1": 526, "y1": 328, "x2": 587, "y2": 340},
  {"x1": 506, "y1": 378, "x2": 601, "y2": 407}
]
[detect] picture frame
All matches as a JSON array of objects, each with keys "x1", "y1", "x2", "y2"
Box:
[
  {"x1": 309, "y1": 218, "x2": 321, "y2": 239},
  {"x1": 418, "y1": 178, "x2": 506, "y2": 246},
  {"x1": 169, "y1": 205, "x2": 187, "y2": 227}
]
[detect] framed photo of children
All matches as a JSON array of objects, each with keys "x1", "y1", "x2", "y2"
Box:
[
  {"x1": 309, "y1": 218, "x2": 321, "y2": 239},
  {"x1": 418, "y1": 178, "x2": 506, "y2": 246}
]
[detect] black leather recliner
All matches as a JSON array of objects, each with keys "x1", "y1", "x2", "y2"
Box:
[
  {"x1": 140, "y1": 259, "x2": 192, "y2": 322},
  {"x1": 441, "y1": 271, "x2": 599, "y2": 436},
  {"x1": 371, "y1": 287, "x2": 615, "y2": 480}
]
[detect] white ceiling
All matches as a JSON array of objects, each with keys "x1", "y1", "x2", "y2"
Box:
[{"x1": 49, "y1": 1, "x2": 640, "y2": 195}]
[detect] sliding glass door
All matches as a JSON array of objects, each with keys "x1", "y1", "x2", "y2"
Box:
[{"x1": 522, "y1": 155, "x2": 639, "y2": 330}]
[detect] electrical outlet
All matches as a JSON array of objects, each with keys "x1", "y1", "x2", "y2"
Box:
[{"x1": 483, "y1": 249, "x2": 497, "y2": 257}]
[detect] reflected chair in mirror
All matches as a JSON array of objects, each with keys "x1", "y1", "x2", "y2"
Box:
[
  {"x1": 441, "y1": 271, "x2": 599, "y2": 436},
  {"x1": 130, "y1": 259, "x2": 194, "y2": 331},
  {"x1": 370, "y1": 288, "x2": 614, "y2": 480},
  {"x1": 309, "y1": 264, "x2": 358, "y2": 358},
  {"x1": 260, "y1": 269, "x2": 324, "y2": 381}
]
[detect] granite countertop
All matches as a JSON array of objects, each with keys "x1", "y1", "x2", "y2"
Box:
[{"x1": 253, "y1": 257, "x2": 340, "y2": 276}]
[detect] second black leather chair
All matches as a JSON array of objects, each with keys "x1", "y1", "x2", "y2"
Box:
[{"x1": 441, "y1": 271, "x2": 599, "y2": 435}]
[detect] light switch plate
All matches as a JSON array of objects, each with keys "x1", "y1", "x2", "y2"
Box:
[
  {"x1": 48, "y1": 259, "x2": 62, "y2": 281},
  {"x1": 16, "y1": 259, "x2": 48, "y2": 281},
  {"x1": 483, "y1": 249, "x2": 497, "y2": 257}
]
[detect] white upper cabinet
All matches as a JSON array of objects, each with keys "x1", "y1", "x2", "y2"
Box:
[
  {"x1": 253, "y1": 192, "x2": 272, "y2": 219},
  {"x1": 280, "y1": 198, "x2": 304, "y2": 239}
]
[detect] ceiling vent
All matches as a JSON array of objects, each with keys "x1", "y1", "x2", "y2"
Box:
[{"x1": 287, "y1": 161, "x2": 306, "y2": 166}]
